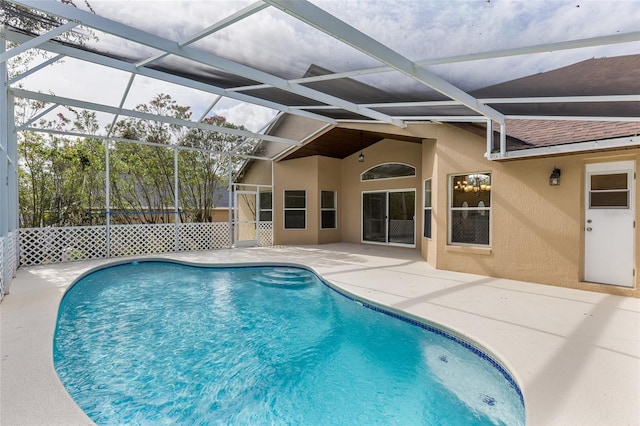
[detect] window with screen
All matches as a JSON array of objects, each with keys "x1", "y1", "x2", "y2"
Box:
[
  {"x1": 321, "y1": 190, "x2": 337, "y2": 229},
  {"x1": 449, "y1": 173, "x2": 491, "y2": 246},
  {"x1": 284, "y1": 190, "x2": 306, "y2": 229},
  {"x1": 424, "y1": 178, "x2": 432, "y2": 239}
]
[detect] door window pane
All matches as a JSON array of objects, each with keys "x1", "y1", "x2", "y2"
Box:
[
  {"x1": 389, "y1": 191, "x2": 415, "y2": 244},
  {"x1": 591, "y1": 173, "x2": 627, "y2": 190},
  {"x1": 590, "y1": 191, "x2": 629, "y2": 208},
  {"x1": 362, "y1": 192, "x2": 387, "y2": 243},
  {"x1": 589, "y1": 173, "x2": 630, "y2": 208}
]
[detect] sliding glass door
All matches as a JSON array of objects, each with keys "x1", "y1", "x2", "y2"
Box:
[{"x1": 362, "y1": 190, "x2": 415, "y2": 246}]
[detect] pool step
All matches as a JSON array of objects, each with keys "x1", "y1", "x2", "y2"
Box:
[{"x1": 252, "y1": 268, "x2": 315, "y2": 288}]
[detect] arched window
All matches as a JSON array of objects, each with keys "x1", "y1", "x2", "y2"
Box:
[{"x1": 361, "y1": 163, "x2": 416, "y2": 181}]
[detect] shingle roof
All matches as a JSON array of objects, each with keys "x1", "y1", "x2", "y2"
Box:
[{"x1": 505, "y1": 119, "x2": 640, "y2": 147}]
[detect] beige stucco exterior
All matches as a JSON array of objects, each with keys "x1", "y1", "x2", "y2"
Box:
[{"x1": 243, "y1": 118, "x2": 639, "y2": 298}]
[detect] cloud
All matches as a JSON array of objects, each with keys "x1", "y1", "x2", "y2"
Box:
[{"x1": 213, "y1": 101, "x2": 277, "y2": 132}]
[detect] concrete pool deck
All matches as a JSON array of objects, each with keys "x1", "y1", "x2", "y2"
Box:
[{"x1": 1, "y1": 243, "x2": 639, "y2": 425}]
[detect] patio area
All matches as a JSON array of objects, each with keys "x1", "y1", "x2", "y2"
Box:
[{"x1": 1, "y1": 243, "x2": 638, "y2": 425}]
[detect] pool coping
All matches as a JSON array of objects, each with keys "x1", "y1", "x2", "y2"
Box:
[{"x1": 1, "y1": 243, "x2": 639, "y2": 425}]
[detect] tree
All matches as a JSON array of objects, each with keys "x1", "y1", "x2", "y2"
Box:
[
  {"x1": 178, "y1": 115, "x2": 255, "y2": 222},
  {"x1": 107, "y1": 94, "x2": 252, "y2": 224},
  {"x1": 18, "y1": 111, "x2": 105, "y2": 227}
]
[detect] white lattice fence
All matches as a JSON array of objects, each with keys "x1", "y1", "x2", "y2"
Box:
[
  {"x1": 8, "y1": 231, "x2": 18, "y2": 279},
  {"x1": 20, "y1": 226, "x2": 107, "y2": 266},
  {"x1": 258, "y1": 222, "x2": 273, "y2": 247},
  {"x1": 178, "y1": 222, "x2": 230, "y2": 251},
  {"x1": 19, "y1": 222, "x2": 236, "y2": 266},
  {"x1": 109, "y1": 224, "x2": 175, "y2": 257}
]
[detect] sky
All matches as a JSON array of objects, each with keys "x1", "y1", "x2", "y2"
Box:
[{"x1": 11, "y1": 0, "x2": 640, "y2": 133}]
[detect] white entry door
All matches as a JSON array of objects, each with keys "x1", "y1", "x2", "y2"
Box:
[{"x1": 584, "y1": 161, "x2": 635, "y2": 287}]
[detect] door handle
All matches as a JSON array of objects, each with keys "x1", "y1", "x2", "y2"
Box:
[{"x1": 586, "y1": 227, "x2": 592, "y2": 232}]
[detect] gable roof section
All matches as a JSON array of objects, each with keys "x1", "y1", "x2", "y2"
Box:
[{"x1": 472, "y1": 55, "x2": 640, "y2": 118}]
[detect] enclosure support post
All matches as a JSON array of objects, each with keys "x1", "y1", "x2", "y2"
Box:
[
  {"x1": 271, "y1": 159, "x2": 275, "y2": 246},
  {"x1": 0, "y1": 27, "x2": 10, "y2": 295},
  {"x1": 500, "y1": 122, "x2": 507, "y2": 158},
  {"x1": 174, "y1": 146, "x2": 179, "y2": 252},
  {"x1": 104, "y1": 139, "x2": 111, "y2": 258},
  {"x1": 228, "y1": 153, "x2": 233, "y2": 248},
  {"x1": 485, "y1": 119, "x2": 492, "y2": 159}
]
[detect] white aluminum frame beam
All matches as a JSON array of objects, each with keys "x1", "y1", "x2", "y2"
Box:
[
  {"x1": 12, "y1": 0, "x2": 404, "y2": 127},
  {"x1": 21, "y1": 127, "x2": 274, "y2": 161},
  {"x1": 0, "y1": 21, "x2": 77, "y2": 63},
  {"x1": 265, "y1": 0, "x2": 505, "y2": 124},
  {"x1": 7, "y1": 53, "x2": 64, "y2": 84},
  {"x1": 3, "y1": 29, "x2": 335, "y2": 124},
  {"x1": 106, "y1": 73, "x2": 136, "y2": 138},
  {"x1": 12, "y1": 88, "x2": 301, "y2": 146},
  {"x1": 293, "y1": 95, "x2": 640, "y2": 111},
  {"x1": 136, "y1": 1, "x2": 269, "y2": 67},
  {"x1": 488, "y1": 135, "x2": 640, "y2": 160},
  {"x1": 229, "y1": 30, "x2": 640, "y2": 91}
]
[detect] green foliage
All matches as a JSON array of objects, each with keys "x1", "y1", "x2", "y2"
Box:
[{"x1": 17, "y1": 94, "x2": 255, "y2": 227}]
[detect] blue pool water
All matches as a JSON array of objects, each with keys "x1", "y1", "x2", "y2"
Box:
[{"x1": 54, "y1": 261, "x2": 525, "y2": 425}]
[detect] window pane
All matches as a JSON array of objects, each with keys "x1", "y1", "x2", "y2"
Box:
[
  {"x1": 362, "y1": 163, "x2": 415, "y2": 180},
  {"x1": 259, "y1": 192, "x2": 272, "y2": 209},
  {"x1": 284, "y1": 210, "x2": 305, "y2": 229},
  {"x1": 321, "y1": 191, "x2": 335, "y2": 208},
  {"x1": 451, "y1": 210, "x2": 490, "y2": 245},
  {"x1": 284, "y1": 190, "x2": 305, "y2": 208},
  {"x1": 591, "y1": 173, "x2": 627, "y2": 191},
  {"x1": 590, "y1": 191, "x2": 629, "y2": 208},
  {"x1": 259, "y1": 210, "x2": 272, "y2": 221},
  {"x1": 451, "y1": 173, "x2": 491, "y2": 208},
  {"x1": 423, "y1": 209, "x2": 432, "y2": 239},
  {"x1": 424, "y1": 179, "x2": 432, "y2": 208},
  {"x1": 321, "y1": 210, "x2": 336, "y2": 229}
]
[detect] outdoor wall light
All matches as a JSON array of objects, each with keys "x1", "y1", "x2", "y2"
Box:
[
  {"x1": 358, "y1": 152, "x2": 365, "y2": 162},
  {"x1": 549, "y1": 167, "x2": 561, "y2": 186},
  {"x1": 358, "y1": 131, "x2": 365, "y2": 162}
]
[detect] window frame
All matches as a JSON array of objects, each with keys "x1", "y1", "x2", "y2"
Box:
[
  {"x1": 360, "y1": 162, "x2": 416, "y2": 182},
  {"x1": 448, "y1": 172, "x2": 492, "y2": 246},
  {"x1": 283, "y1": 189, "x2": 306, "y2": 230},
  {"x1": 320, "y1": 190, "x2": 337, "y2": 230},
  {"x1": 423, "y1": 178, "x2": 432, "y2": 239},
  {"x1": 258, "y1": 191, "x2": 273, "y2": 222}
]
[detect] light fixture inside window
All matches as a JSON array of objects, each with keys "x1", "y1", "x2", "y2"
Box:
[
  {"x1": 549, "y1": 167, "x2": 561, "y2": 186},
  {"x1": 358, "y1": 131, "x2": 365, "y2": 162}
]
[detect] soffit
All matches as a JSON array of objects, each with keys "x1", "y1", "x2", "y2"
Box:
[{"x1": 279, "y1": 127, "x2": 423, "y2": 161}]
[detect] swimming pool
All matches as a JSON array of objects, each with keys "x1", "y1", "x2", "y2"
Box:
[{"x1": 54, "y1": 261, "x2": 525, "y2": 425}]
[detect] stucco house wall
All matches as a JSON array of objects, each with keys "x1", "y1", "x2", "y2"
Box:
[
  {"x1": 317, "y1": 156, "x2": 342, "y2": 244},
  {"x1": 246, "y1": 120, "x2": 639, "y2": 297},
  {"x1": 274, "y1": 156, "x2": 319, "y2": 245},
  {"x1": 429, "y1": 125, "x2": 639, "y2": 297},
  {"x1": 340, "y1": 138, "x2": 423, "y2": 247}
]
